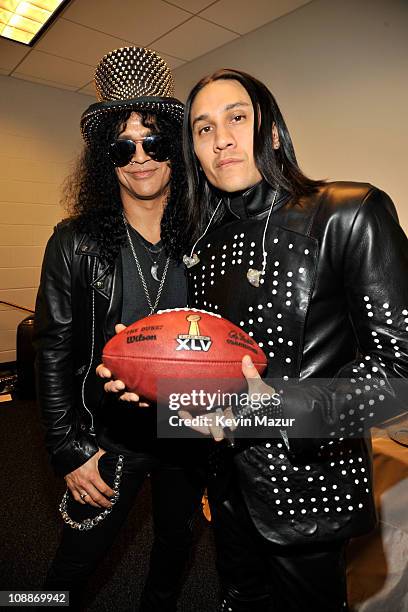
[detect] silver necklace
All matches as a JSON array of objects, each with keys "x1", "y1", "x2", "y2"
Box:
[
  {"x1": 130, "y1": 230, "x2": 164, "y2": 282},
  {"x1": 122, "y1": 213, "x2": 170, "y2": 314}
]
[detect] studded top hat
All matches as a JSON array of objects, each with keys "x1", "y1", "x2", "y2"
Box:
[{"x1": 80, "y1": 46, "x2": 184, "y2": 144}]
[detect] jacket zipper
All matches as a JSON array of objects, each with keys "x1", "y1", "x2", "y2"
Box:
[{"x1": 81, "y1": 258, "x2": 96, "y2": 435}]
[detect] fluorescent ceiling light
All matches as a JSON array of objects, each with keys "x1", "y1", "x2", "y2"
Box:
[{"x1": 0, "y1": 0, "x2": 68, "y2": 45}]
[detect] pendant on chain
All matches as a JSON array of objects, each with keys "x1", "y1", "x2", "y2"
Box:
[
  {"x1": 151, "y1": 263, "x2": 160, "y2": 282},
  {"x1": 183, "y1": 253, "x2": 200, "y2": 268},
  {"x1": 246, "y1": 268, "x2": 262, "y2": 287}
]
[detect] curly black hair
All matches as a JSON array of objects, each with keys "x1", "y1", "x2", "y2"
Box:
[{"x1": 63, "y1": 110, "x2": 188, "y2": 265}]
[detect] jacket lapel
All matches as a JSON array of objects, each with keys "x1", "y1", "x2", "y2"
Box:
[{"x1": 76, "y1": 233, "x2": 122, "y2": 342}]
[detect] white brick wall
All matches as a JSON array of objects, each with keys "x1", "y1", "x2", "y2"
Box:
[{"x1": 0, "y1": 75, "x2": 93, "y2": 363}]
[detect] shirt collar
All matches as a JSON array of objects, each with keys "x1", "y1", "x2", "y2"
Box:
[{"x1": 224, "y1": 179, "x2": 290, "y2": 219}]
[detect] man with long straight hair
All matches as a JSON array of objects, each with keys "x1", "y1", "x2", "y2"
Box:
[{"x1": 181, "y1": 69, "x2": 408, "y2": 611}]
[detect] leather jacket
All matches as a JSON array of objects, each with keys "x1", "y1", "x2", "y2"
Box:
[
  {"x1": 34, "y1": 221, "x2": 124, "y2": 476},
  {"x1": 187, "y1": 180, "x2": 408, "y2": 545}
]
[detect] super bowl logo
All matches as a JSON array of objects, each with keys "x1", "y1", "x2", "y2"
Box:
[{"x1": 176, "y1": 315, "x2": 212, "y2": 352}]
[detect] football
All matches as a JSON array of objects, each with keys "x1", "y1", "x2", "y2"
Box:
[{"x1": 102, "y1": 308, "x2": 267, "y2": 403}]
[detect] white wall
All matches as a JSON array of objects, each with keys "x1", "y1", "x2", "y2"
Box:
[
  {"x1": 0, "y1": 76, "x2": 91, "y2": 362},
  {"x1": 173, "y1": 0, "x2": 408, "y2": 233}
]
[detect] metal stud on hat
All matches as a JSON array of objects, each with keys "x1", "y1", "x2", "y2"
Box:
[
  {"x1": 80, "y1": 46, "x2": 184, "y2": 144},
  {"x1": 95, "y1": 46, "x2": 174, "y2": 101}
]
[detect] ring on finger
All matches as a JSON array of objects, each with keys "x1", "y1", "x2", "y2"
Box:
[{"x1": 80, "y1": 492, "x2": 88, "y2": 500}]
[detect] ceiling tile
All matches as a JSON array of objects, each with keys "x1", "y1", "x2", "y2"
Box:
[
  {"x1": 13, "y1": 51, "x2": 95, "y2": 89},
  {"x1": 0, "y1": 38, "x2": 30, "y2": 72},
  {"x1": 154, "y1": 16, "x2": 238, "y2": 61},
  {"x1": 35, "y1": 19, "x2": 135, "y2": 66},
  {"x1": 64, "y1": 0, "x2": 190, "y2": 46},
  {"x1": 200, "y1": 0, "x2": 311, "y2": 35},
  {"x1": 12, "y1": 74, "x2": 78, "y2": 91},
  {"x1": 164, "y1": 0, "x2": 218, "y2": 13}
]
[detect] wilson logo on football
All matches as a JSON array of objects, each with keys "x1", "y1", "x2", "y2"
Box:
[{"x1": 176, "y1": 314, "x2": 212, "y2": 352}]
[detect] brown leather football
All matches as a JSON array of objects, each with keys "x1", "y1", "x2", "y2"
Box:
[{"x1": 102, "y1": 308, "x2": 267, "y2": 402}]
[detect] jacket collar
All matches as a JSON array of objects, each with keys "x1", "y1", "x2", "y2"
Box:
[
  {"x1": 224, "y1": 179, "x2": 290, "y2": 219},
  {"x1": 76, "y1": 233, "x2": 100, "y2": 257}
]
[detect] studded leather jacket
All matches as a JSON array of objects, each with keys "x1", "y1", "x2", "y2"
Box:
[
  {"x1": 187, "y1": 180, "x2": 408, "y2": 545},
  {"x1": 34, "y1": 220, "x2": 123, "y2": 476}
]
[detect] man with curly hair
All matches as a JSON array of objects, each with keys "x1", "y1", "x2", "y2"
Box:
[{"x1": 34, "y1": 47, "x2": 206, "y2": 611}]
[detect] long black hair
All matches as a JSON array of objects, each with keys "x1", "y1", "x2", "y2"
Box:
[
  {"x1": 63, "y1": 109, "x2": 188, "y2": 265},
  {"x1": 183, "y1": 68, "x2": 324, "y2": 243}
]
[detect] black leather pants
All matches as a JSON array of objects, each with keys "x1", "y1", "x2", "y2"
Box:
[
  {"x1": 44, "y1": 449, "x2": 205, "y2": 611},
  {"x1": 209, "y1": 477, "x2": 349, "y2": 612}
]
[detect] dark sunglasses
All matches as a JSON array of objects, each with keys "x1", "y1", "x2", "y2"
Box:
[{"x1": 108, "y1": 135, "x2": 172, "y2": 167}]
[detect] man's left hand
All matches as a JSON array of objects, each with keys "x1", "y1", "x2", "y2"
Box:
[
  {"x1": 178, "y1": 355, "x2": 275, "y2": 441},
  {"x1": 178, "y1": 406, "x2": 236, "y2": 442},
  {"x1": 241, "y1": 354, "x2": 275, "y2": 397}
]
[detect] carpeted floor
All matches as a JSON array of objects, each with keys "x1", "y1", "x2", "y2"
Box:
[{"x1": 0, "y1": 396, "x2": 219, "y2": 611}]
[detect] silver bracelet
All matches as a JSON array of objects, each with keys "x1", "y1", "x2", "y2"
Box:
[{"x1": 59, "y1": 454, "x2": 124, "y2": 531}]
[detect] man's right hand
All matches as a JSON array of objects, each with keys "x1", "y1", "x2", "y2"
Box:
[
  {"x1": 96, "y1": 323, "x2": 149, "y2": 406},
  {"x1": 65, "y1": 448, "x2": 116, "y2": 508}
]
